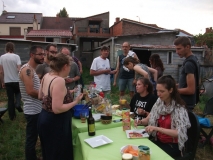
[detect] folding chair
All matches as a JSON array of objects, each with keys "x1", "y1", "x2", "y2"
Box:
[
  {"x1": 176, "y1": 111, "x2": 200, "y2": 160},
  {"x1": 199, "y1": 96, "x2": 213, "y2": 147},
  {"x1": 0, "y1": 108, "x2": 7, "y2": 123}
]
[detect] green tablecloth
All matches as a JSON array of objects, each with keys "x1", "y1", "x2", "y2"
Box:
[{"x1": 76, "y1": 127, "x2": 174, "y2": 160}]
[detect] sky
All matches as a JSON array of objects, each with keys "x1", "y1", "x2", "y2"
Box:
[{"x1": 2, "y1": 0, "x2": 213, "y2": 35}]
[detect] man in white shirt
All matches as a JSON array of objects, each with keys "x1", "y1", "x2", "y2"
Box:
[
  {"x1": 0, "y1": 42, "x2": 22, "y2": 120},
  {"x1": 90, "y1": 46, "x2": 117, "y2": 94}
]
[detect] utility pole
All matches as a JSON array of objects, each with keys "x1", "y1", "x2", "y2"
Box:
[{"x1": 136, "y1": 16, "x2": 140, "y2": 22}]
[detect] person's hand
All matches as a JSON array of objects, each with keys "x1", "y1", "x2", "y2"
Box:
[
  {"x1": 137, "y1": 108, "x2": 146, "y2": 116},
  {"x1": 145, "y1": 126, "x2": 158, "y2": 134},
  {"x1": 105, "y1": 69, "x2": 111, "y2": 74},
  {"x1": 133, "y1": 79, "x2": 137, "y2": 85},
  {"x1": 110, "y1": 70, "x2": 117, "y2": 74},
  {"x1": 113, "y1": 81, "x2": 116, "y2": 86},
  {"x1": 75, "y1": 93, "x2": 83, "y2": 102},
  {"x1": 80, "y1": 69, "x2": 83, "y2": 74},
  {"x1": 1, "y1": 83, "x2": 5, "y2": 88}
]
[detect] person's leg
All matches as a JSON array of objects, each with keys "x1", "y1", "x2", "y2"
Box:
[
  {"x1": 5, "y1": 83, "x2": 16, "y2": 120},
  {"x1": 127, "y1": 78, "x2": 135, "y2": 98},
  {"x1": 13, "y1": 82, "x2": 23, "y2": 112},
  {"x1": 25, "y1": 114, "x2": 39, "y2": 160},
  {"x1": 118, "y1": 79, "x2": 127, "y2": 97}
]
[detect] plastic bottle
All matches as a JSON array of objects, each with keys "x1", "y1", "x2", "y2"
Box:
[
  {"x1": 87, "y1": 107, "x2": 95, "y2": 136},
  {"x1": 99, "y1": 87, "x2": 104, "y2": 98}
]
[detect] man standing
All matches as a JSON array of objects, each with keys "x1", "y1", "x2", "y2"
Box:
[
  {"x1": 90, "y1": 46, "x2": 117, "y2": 94},
  {"x1": 60, "y1": 47, "x2": 80, "y2": 89},
  {"x1": 19, "y1": 45, "x2": 44, "y2": 160},
  {"x1": 0, "y1": 42, "x2": 22, "y2": 120},
  {"x1": 36, "y1": 43, "x2": 57, "y2": 80},
  {"x1": 72, "y1": 55, "x2": 84, "y2": 88},
  {"x1": 113, "y1": 42, "x2": 138, "y2": 98},
  {"x1": 174, "y1": 36, "x2": 200, "y2": 111}
]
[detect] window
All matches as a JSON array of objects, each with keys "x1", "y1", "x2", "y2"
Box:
[
  {"x1": 10, "y1": 27, "x2": 21, "y2": 36},
  {"x1": 7, "y1": 15, "x2": 15, "y2": 19},
  {"x1": 167, "y1": 51, "x2": 173, "y2": 64},
  {"x1": 46, "y1": 37, "x2": 60, "y2": 43}
]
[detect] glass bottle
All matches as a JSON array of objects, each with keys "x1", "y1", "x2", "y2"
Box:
[{"x1": 87, "y1": 107, "x2": 95, "y2": 136}]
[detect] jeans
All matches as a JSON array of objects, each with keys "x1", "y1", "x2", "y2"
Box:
[
  {"x1": 118, "y1": 78, "x2": 135, "y2": 92},
  {"x1": 25, "y1": 114, "x2": 40, "y2": 160},
  {"x1": 5, "y1": 82, "x2": 21, "y2": 120}
]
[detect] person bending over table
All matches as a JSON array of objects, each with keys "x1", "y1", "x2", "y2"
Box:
[
  {"x1": 135, "y1": 75, "x2": 191, "y2": 159},
  {"x1": 38, "y1": 53, "x2": 83, "y2": 160},
  {"x1": 130, "y1": 77, "x2": 157, "y2": 120}
]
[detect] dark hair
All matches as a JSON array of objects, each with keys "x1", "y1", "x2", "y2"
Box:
[
  {"x1": 100, "y1": 46, "x2": 109, "y2": 51},
  {"x1": 5, "y1": 42, "x2": 15, "y2": 53},
  {"x1": 137, "y1": 77, "x2": 153, "y2": 94},
  {"x1": 49, "y1": 53, "x2": 70, "y2": 72},
  {"x1": 149, "y1": 54, "x2": 165, "y2": 71},
  {"x1": 123, "y1": 57, "x2": 140, "y2": 65},
  {"x1": 157, "y1": 75, "x2": 185, "y2": 106},
  {"x1": 46, "y1": 43, "x2": 57, "y2": 51},
  {"x1": 29, "y1": 45, "x2": 43, "y2": 55},
  {"x1": 174, "y1": 36, "x2": 191, "y2": 47}
]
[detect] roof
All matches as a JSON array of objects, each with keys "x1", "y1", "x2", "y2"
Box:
[
  {"x1": 26, "y1": 30, "x2": 72, "y2": 37},
  {"x1": 40, "y1": 17, "x2": 81, "y2": 29},
  {"x1": 130, "y1": 44, "x2": 203, "y2": 50},
  {"x1": 74, "y1": 12, "x2": 109, "y2": 22},
  {"x1": 175, "y1": 29, "x2": 193, "y2": 37},
  {"x1": 111, "y1": 18, "x2": 164, "y2": 30},
  {"x1": 0, "y1": 12, "x2": 42, "y2": 24}
]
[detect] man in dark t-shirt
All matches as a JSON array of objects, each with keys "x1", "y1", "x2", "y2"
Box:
[{"x1": 174, "y1": 36, "x2": 200, "y2": 111}]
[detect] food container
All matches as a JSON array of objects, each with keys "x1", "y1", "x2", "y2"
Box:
[
  {"x1": 122, "y1": 153, "x2": 133, "y2": 160},
  {"x1": 100, "y1": 115, "x2": 112, "y2": 124},
  {"x1": 120, "y1": 145, "x2": 138, "y2": 160},
  {"x1": 138, "y1": 145, "x2": 150, "y2": 160},
  {"x1": 122, "y1": 108, "x2": 131, "y2": 131}
]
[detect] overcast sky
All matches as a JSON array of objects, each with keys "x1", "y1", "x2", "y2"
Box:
[{"x1": 2, "y1": 0, "x2": 213, "y2": 35}]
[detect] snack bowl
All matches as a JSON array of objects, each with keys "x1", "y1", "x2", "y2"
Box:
[
  {"x1": 120, "y1": 145, "x2": 138, "y2": 160},
  {"x1": 100, "y1": 115, "x2": 112, "y2": 124}
]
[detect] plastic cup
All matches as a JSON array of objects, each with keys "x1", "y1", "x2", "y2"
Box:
[{"x1": 80, "y1": 110, "x2": 88, "y2": 123}]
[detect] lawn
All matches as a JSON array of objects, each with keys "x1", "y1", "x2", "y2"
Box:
[{"x1": 0, "y1": 67, "x2": 212, "y2": 160}]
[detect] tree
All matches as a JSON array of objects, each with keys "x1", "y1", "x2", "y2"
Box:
[
  {"x1": 56, "y1": 7, "x2": 69, "y2": 17},
  {"x1": 194, "y1": 32, "x2": 213, "y2": 49}
]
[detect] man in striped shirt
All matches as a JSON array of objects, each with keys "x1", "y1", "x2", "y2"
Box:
[{"x1": 19, "y1": 45, "x2": 44, "y2": 160}]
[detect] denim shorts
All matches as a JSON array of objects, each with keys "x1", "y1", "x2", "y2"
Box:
[{"x1": 118, "y1": 78, "x2": 135, "y2": 92}]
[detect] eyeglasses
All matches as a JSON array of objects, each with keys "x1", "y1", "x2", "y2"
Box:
[
  {"x1": 49, "y1": 50, "x2": 57, "y2": 54},
  {"x1": 34, "y1": 53, "x2": 45, "y2": 56},
  {"x1": 122, "y1": 46, "x2": 129, "y2": 48}
]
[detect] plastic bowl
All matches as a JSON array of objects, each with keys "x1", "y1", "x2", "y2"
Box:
[
  {"x1": 120, "y1": 145, "x2": 138, "y2": 160},
  {"x1": 73, "y1": 104, "x2": 89, "y2": 119}
]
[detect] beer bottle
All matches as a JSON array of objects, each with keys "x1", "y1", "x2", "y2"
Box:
[{"x1": 87, "y1": 107, "x2": 95, "y2": 136}]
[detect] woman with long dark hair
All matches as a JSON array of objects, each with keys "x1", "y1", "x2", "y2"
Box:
[
  {"x1": 130, "y1": 77, "x2": 157, "y2": 120},
  {"x1": 136, "y1": 75, "x2": 191, "y2": 159},
  {"x1": 149, "y1": 54, "x2": 165, "y2": 79}
]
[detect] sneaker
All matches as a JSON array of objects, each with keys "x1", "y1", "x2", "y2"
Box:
[{"x1": 16, "y1": 107, "x2": 23, "y2": 112}]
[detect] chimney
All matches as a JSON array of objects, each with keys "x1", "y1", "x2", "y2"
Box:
[
  {"x1": 115, "y1": 17, "x2": 120, "y2": 23},
  {"x1": 33, "y1": 14, "x2": 38, "y2": 30},
  {"x1": 206, "y1": 28, "x2": 209, "y2": 33},
  {"x1": 2, "y1": 10, "x2": 7, "y2": 15}
]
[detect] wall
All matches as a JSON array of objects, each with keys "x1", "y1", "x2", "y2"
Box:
[
  {"x1": 110, "y1": 22, "x2": 123, "y2": 36},
  {"x1": 0, "y1": 23, "x2": 41, "y2": 36},
  {"x1": 26, "y1": 37, "x2": 45, "y2": 41}
]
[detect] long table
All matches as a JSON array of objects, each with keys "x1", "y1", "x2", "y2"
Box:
[{"x1": 75, "y1": 126, "x2": 174, "y2": 160}]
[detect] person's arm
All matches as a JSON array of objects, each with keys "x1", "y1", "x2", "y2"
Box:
[
  {"x1": 90, "y1": 69, "x2": 110, "y2": 76},
  {"x1": 113, "y1": 56, "x2": 120, "y2": 86},
  {"x1": 133, "y1": 53, "x2": 139, "y2": 60},
  {"x1": 148, "y1": 67, "x2": 157, "y2": 82},
  {"x1": 20, "y1": 67, "x2": 39, "y2": 98},
  {"x1": 178, "y1": 73, "x2": 195, "y2": 95},
  {"x1": 51, "y1": 78, "x2": 83, "y2": 114},
  {"x1": 145, "y1": 125, "x2": 178, "y2": 137},
  {"x1": 133, "y1": 65, "x2": 149, "y2": 79},
  {"x1": 0, "y1": 65, "x2": 4, "y2": 88},
  {"x1": 77, "y1": 60, "x2": 83, "y2": 74}
]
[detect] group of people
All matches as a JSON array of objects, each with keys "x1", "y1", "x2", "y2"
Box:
[
  {"x1": 0, "y1": 42, "x2": 84, "y2": 159},
  {"x1": 90, "y1": 36, "x2": 199, "y2": 159},
  {"x1": 0, "y1": 36, "x2": 199, "y2": 159}
]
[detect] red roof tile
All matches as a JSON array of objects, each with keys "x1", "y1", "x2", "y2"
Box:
[{"x1": 26, "y1": 30, "x2": 72, "y2": 37}]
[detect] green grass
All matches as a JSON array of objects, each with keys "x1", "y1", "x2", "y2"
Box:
[{"x1": 0, "y1": 67, "x2": 213, "y2": 160}]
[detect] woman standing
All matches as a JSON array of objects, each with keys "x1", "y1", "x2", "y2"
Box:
[
  {"x1": 149, "y1": 54, "x2": 164, "y2": 79},
  {"x1": 130, "y1": 77, "x2": 157, "y2": 120},
  {"x1": 38, "y1": 53, "x2": 83, "y2": 160},
  {"x1": 136, "y1": 75, "x2": 191, "y2": 158}
]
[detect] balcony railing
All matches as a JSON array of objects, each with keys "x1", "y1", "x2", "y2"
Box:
[{"x1": 76, "y1": 27, "x2": 111, "y2": 37}]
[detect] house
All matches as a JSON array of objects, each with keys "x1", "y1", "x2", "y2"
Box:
[
  {"x1": 0, "y1": 11, "x2": 42, "y2": 39},
  {"x1": 26, "y1": 17, "x2": 80, "y2": 44}
]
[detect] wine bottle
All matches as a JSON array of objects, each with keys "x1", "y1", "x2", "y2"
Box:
[{"x1": 87, "y1": 107, "x2": 95, "y2": 136}]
